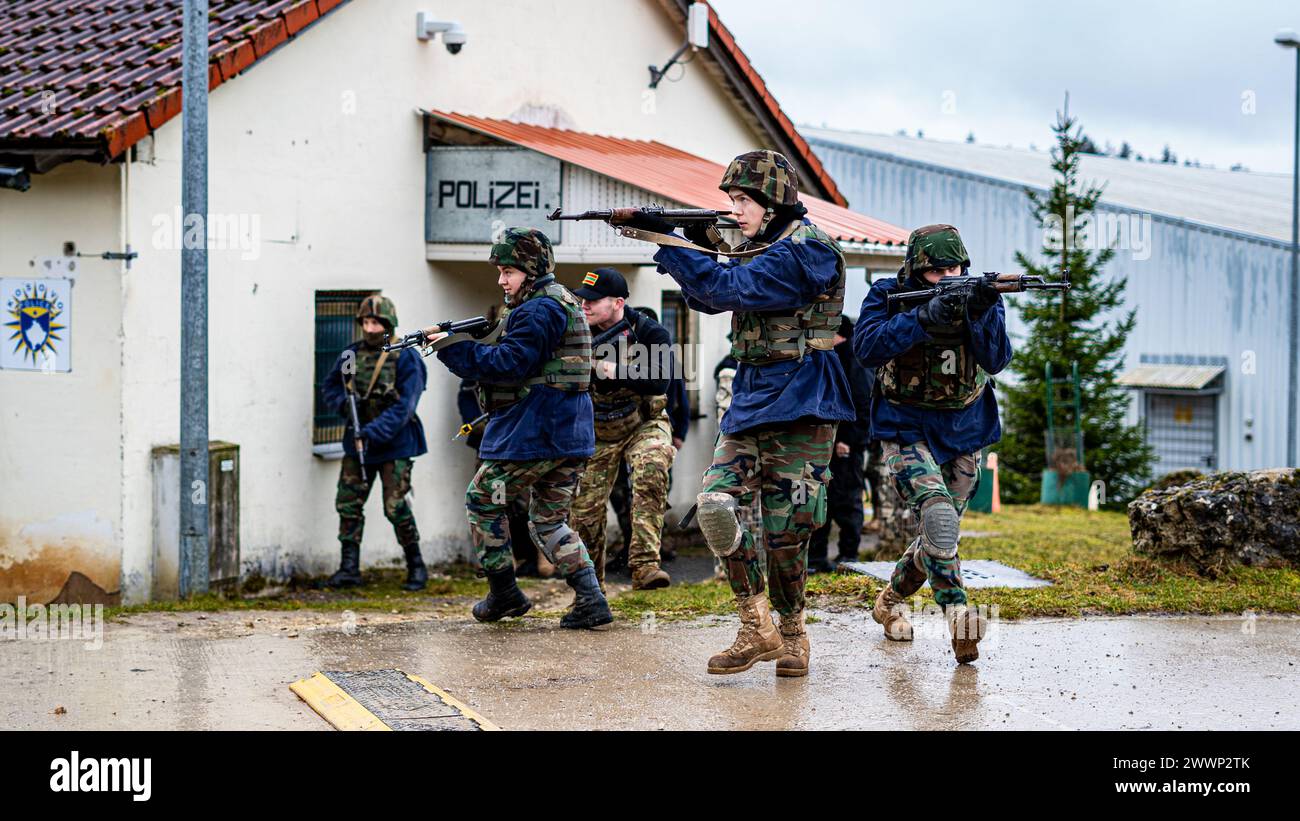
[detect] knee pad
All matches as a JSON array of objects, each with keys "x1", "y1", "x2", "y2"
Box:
[
  {"x1": 533, "y1": 520, "x2": 577, "y2": 561},
  {"x1": 696, "y1": 492, "x2": 742, "y2": 559},
  {"x1": 920, "y1": 500, "x2": 960, "y2": 560}
]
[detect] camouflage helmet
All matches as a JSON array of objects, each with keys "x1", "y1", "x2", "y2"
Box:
[
  {"x1": 489, "y1": 227, "x2": 554, "y2": 280},
  {"x1": 356, "y1": 294, "x2": 398, "y2": 332},
  {"x1": 901, "y1": 224, "x2": 970, "y2": 281},
  {"x1": 719, "y1": 150, "x2": 800, "y2": 206}
]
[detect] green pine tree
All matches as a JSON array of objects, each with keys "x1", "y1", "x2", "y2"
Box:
[{"x1": 996, "y1": 109, "x2": 1154, "y2": 504}]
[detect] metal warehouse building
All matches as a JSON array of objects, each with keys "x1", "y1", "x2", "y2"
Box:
[{"x1": 807, "y1": 127, "x2": 1298, "y2": 476}]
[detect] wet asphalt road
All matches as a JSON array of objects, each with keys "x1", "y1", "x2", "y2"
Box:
[{"x1": 4, "y1": 607, "x2": 1297, "y2": 731}]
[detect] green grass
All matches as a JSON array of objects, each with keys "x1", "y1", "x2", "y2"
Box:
[
  {"x1": 104, "y1": 506, "x2": 1300, "y2": 622},
  {"x1": 609, "y1": 505, "x2": 1300, "y2": 622}
]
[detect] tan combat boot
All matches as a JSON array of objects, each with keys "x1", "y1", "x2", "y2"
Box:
[
  {"x1": 631, "y1": 563, "x2": 671, "y2": 590},
  {"x1": 707, "y1": 593, "x2": 784, "y2": 674},
  {"x1": 947, "y1": 604, "x2": 986, "y2": 664},
  {"x1": 775, "y1": 611, "x2": 809, "y2": 677},
  {"x1": 872, "y1": 585, "x2": 914, "y2": 641}
]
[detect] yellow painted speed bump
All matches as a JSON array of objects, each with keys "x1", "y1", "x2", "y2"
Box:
[
  {"x1": 290, "y1": 669, "x2": 498, "y2": 731},
  {"x1": 405, "y1": 673, "x2": 498, "y2": 731},
  {"x1": 290, "y1": 672, "x2": 390, "y2": 731}
]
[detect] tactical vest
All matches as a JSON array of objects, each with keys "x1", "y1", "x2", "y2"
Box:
[
  {"x1": 590, "y1": 311, "x2": 669, "y2": 442},
  {"x1": 877, "y1": 278, "x2": 987, "y2": 409},
  {"x1": 477, "y1": 278, "x2": 592, "y2": 412},
  {"x1": 350, "y1": 344, "x2": 400, "y2": 425},
  {"x1": 730, "y1": 221, "x2": 846, "y2": 365}
]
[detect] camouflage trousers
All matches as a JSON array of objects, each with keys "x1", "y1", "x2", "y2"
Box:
[
  {"x1": 882, "y1": 441, "x2": 980, "y2": 607},
  {"x1": 336, "y1": 457, "x2": 420, "y2": 549},
  {"x1": 466, "y1": 457, "x2": 593, "y2": 578},
  {"x1": 702, "y1": 420, "x2": 835, "y2": 616},
  {"x1": 571, "y1": 414, "x2": 676, "y2": 584}
]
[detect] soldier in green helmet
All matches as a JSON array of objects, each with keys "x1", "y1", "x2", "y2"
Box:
[
  {"x1": 854, "y1": 224, "x2": 1011, "y2": 664},
  {"x1": 426, "y1": 227, "x2": 613, "y2": 629},
  {"x1": 623, "y1": 150, "x2": 855, "y2": 677},
  {"x1": 319, "y1": 294, "x2": 430, "y2": 591}
]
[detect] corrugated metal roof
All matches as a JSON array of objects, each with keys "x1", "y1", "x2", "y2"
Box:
[
  {"x1": 428, "y1": 110, "x2": 908, "y2": 246},
  {"x1": 1117, "y1": 364, "x2": 1225, "y2": 390},
  {"x1": 0, "y1": 0, "x2": 347, "y2": 161},
  {"x1": 805, "y1": 127, "x2": 1295, "y2": 243}
]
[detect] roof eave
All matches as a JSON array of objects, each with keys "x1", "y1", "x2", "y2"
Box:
[{"x1": 654, "y1": 0, "x2": 847, "y2": 207}]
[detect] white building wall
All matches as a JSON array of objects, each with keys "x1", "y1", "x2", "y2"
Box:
[
  {"x1": 0, "y1": 162, "x2": 124, "y2": 603},
  {"x1": 10, "y1": 0, "x2": 769, "y2": 602},
  {"x1": 813, "y1": 138, "x2": 1296, "y2": 473}
]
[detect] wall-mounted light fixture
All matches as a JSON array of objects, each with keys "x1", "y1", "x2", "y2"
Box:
[{"x1": 649, "y1": 2, "x2": 709, "y2": 89}]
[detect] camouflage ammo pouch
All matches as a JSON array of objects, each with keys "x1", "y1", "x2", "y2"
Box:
[
  {"x1": 730, "y1": 221, "x2": 846, "y2": 365},
  {"x1": 877, "y1": 322, "x2": 987, "y2": 409},
  {"x1": 356, "y1": 349, "x2": 400, "y2": 424},
  {"x1": 477, "y1": 279, "x2": 592, "y2": 412}
]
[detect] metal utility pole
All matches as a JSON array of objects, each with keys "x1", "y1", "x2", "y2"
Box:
[
  {"x1": 179, "y1": 0, "x2": 209, "y2": 597},
  {"x1": 1278, "y1": 30, "x2": 1300, "y2": 467},
  {"x1": 1290, "y1": 42, "x2": 1300, "y2": 467}
]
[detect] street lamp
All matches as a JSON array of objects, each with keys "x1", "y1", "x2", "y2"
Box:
[{"x1": 1278, "y1": 29, "x2": 1300, "y2": 467}]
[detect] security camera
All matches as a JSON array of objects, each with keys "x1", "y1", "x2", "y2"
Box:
[
  {"x1": 416, "y1": 12, "x2": 466, "y2": 54},
  {"x1": 443, "y1": 28, "x2": 466, "y2": 54},
  {"x1": 0, "y1": 166, "x2": 31, "y2": 192}
]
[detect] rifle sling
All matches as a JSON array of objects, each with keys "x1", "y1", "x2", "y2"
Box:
[
  {"x1": 363, "y1": 350, "x2": 389, "y2": 399},
  {"x1": 615, "y1": 222, "x2": 799, "y2": 258}
]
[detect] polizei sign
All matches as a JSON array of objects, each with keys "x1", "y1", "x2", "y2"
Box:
[{"x1": 425, "y1": 146, "x2": 562, "y2": 243}]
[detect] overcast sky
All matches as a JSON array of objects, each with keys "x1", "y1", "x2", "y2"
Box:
[{"x1": 708, "y1": 0, "x2": 1299, "y2": 174}]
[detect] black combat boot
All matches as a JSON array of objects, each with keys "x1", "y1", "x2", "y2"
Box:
[
  {"x1": 324, "y1": 543, "x2": 362, "y2": 588},
  {"x1": 471, "y1": 565, "x2": 533, "y2": 622},
  {"x1": 560, "y1": 566, "x2": 613, "y2": 629},
  {"x1": 401, "y1": 543, "x2": 428, "y2": 591}
]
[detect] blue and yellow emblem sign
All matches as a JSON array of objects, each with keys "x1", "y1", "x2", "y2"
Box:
[{"x1": 2, "y1": 278, "x2": 71, "y2": 372}]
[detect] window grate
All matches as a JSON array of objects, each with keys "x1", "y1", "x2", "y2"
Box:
[{"x1": 314, "y1": 291, "x2": 377, "y2": 445}]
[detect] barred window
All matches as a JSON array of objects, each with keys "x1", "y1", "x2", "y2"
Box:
[{"x1": 313, "y1": 290, "x2": 378, "y2": 446}]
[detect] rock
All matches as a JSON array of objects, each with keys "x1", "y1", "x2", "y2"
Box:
[{"x1": 1128, "y1": 468, "x2": 1300, "y2": 574}]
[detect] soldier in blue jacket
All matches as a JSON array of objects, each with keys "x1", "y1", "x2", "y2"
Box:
[
  {"x1": 320, "y1": 295, "x2": 429, "y2": 591},
  {"x1": 630, "y1": 151, "x2": 855, "y2": 678},
  {"x1": 854, "y1": 224, "x2": 1011, "y2": 663},
  {"x1": 429, "y1": 228, "x2": 612, "y2": 629},
  {"x1": 808, "y1": 315, "x2": 874, "y2": 572}
]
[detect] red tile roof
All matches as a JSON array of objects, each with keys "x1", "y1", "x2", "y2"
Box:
[
  {"x1": 0, "y1": 0, "x2": 348, "y2": 161},
  {"x1": 429, "y1": 110, "x2": 907, "y2": 247},
  {"x1": 0, "y1": 0, "x2": 852, "y2": 219}
]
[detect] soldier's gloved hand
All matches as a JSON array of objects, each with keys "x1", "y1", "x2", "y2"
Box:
[
  {"x1": 967, "y1": 281, "x2": 1000, "y2": 319},
  {"x1": 683, "y1": 222, "x2": 719, "y2": 250},
  {"x1": 622, "y1": 211, "x2": 677, "y2": 235},
  {"x1": 915, "y1": 291, "x2": 965, "y2": 329}
]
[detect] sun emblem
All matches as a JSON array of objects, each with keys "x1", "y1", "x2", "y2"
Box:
[{"x1": 5, "y1": 281, "x2": 65, "y2": 363}]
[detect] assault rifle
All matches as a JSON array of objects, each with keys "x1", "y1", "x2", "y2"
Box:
[
  {"x1": 383, "y1": 316, "x2": 501, "y2": 354},
  {"x1": 343, "y1": 382, "x2": 368, "y2": 483},
  {"x1": 887, "y1": 272, "x2": 1071, "y2": 314},
  {"x1": 547, "y1": 206, "x2": 736, "y2": 228}
]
